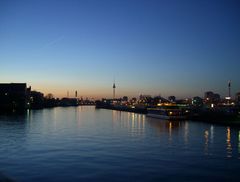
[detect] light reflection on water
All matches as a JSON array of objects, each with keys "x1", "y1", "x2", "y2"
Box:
[
  {"x1": 184, "y1": 122, "x2": 189, "y2": 146},
  {"x1": 0, "y1": 106, "x2": 240, "y2": 181},
  {"x1": 226, "y1": 127, "x2": 232, "y2": 158},
  {"x1": 204, "y1": 129, "x2": 209, "y2": 155}
]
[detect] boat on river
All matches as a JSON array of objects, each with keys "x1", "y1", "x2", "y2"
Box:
[{"x1": 147, "y1": 104, "x2": 189, "y2": 120}]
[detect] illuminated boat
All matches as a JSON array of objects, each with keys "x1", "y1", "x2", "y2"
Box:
[{"x1": 147, "y1": 104, "x2": 189, "y2": 120}]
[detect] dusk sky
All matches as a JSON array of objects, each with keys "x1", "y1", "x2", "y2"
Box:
[{"x1": 1, "y1": 0, "x2": 240, "y2": 99}]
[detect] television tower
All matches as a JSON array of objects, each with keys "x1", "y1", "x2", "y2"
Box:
[
  {"x1": 113, "y1": 81, "x2": 116, "y2": 100},
  {"x1": 228, "y1": 80, "x2": 231, "y2": 98},
  {"x1": 75, "y1": 90, "x2": 78, "y2": 98}
]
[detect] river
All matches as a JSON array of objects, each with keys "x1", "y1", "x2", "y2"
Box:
[{"x1": 0, "y1": 106, "x2": 240, "y2": 181}]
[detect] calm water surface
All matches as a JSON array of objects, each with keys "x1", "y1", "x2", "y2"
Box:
[{"x1": 0, "y1": 106, "x2": 240, "y2": 181}]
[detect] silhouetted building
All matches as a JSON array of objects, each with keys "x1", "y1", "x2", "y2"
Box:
[
  {"x1": 139, "y1": 95, "x2": 152, "y2": 104},
  {"x1": 44, "y1": 97, "x2": 59, "y2": 108},
  {"x1": 0, "y1": 83, "x2": 31, "y2": 111},
  {"x1": 30, "y1": 91, "x2": 44, "y2": 109},
  {"x1": 204, "y1": 91, "x2": 220, "y2": 104},
  {"x1": 60, "y1": 98, "x2": 78, "y2": 106},
  {"x1": 205, "y1": 91, "x2": 214, "y2": 100}
]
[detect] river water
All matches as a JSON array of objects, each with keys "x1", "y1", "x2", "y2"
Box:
[{"x1": 0, "y1": 106, "x2": 240, "y2": 181}]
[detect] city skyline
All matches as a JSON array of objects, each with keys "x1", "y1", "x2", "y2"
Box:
[{"x1": 1, "y1": 0, "x2": 240, "y2": 99}]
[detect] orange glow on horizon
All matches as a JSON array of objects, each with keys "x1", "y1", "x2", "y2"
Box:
[
  {"x1": 2, "y1": 81, "x2": 199, "y2": 100},
  {"x1": 29, "y1": 83, "x2": 139, "y2": 99}
]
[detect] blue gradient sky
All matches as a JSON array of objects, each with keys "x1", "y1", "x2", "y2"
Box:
[{"x1": 1, "y1": 0, "x2": 240, "y2": 99}]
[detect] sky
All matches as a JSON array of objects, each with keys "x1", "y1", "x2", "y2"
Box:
[{"x1": 0, "y1": 0, "x2": 240, "y2": 99}]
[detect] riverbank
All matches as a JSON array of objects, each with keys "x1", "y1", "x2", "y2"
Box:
[
  {"x1": 95, "y1": 103, "x2": 147, "y2": 114},
  {"x1": 95, "y1": 103, "x2": 240, "y2": 126},
  {"x1": 0, "y1": 104, "x2": 95, "y2": 115}
]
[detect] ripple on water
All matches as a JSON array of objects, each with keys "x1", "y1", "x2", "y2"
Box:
[{"x1": 0, "y1": 106, "x2": 240, "y2": 181}]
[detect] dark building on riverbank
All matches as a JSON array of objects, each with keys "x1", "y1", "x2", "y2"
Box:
[
  {"x1": 60, "y1": 98, "x2": 78, "y2": 107},
  {"x1": 204, "y1": 91, "x2": 221, "y2": 105},
  {"x1": 30, "y1": 91, "x2": 44, "y2": 109},
  {"x1": 0, "y1": 83, "x2": 31, "y2": 111}
]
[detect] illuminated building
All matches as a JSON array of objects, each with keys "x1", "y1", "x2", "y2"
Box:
[{"x1": 192, "y1": 96, "x2": 203, "y2": 107}]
